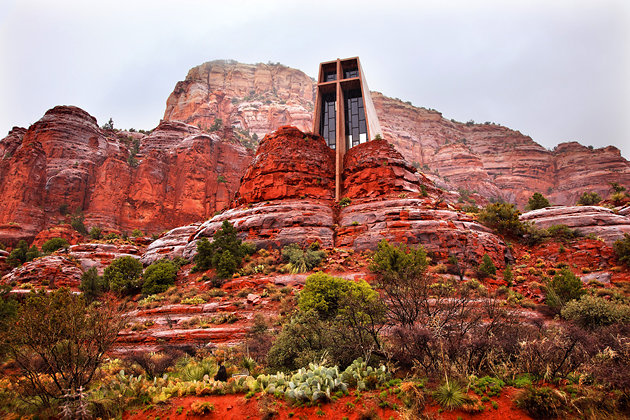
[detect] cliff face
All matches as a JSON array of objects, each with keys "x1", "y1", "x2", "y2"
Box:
[
  {"x1": 164, "y1": 60, "x2": 315, "y2": 139},
  {"x1": 0, "y1": 106, "x2": 252, "y2": 246},
  {"x1": 163, "y1": 60, "x2": 630, "y2": 208}
]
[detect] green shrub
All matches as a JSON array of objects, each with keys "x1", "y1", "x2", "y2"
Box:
[
  {"x1": 79, "y1": 267, "x2": 107, "y2": 301},
  {"x1": 545, "y1": 268, "x2": 585, "y2": 310},
  {"x1": 193, "y1": 221, "x2": 255, "y2": 278},
  {"x1": 141, "y1": 259, "x2": 178, "y2": 295},
  {"x1": 25, "y1": 245, "x2": 40, "y2": 262},
  {"x1": 503, "y1": 265, "x2": 513, "y2": 286},
  {"x1": 561, "y1": 295, "x2": 630, "y2": 328},
  {"x1": 613, "y1": 233, "x2": 630, "y2": 266},
  {"x1": 577, "y1": 191, "x2": 602, "y2": 206},
  {"x1": 339, "y1": 197, "x2": 351, "y2": 207},
  {"x1": 477, "y1": 202, "x2": 523, "y2": 236},
  {"x1": 281, "y1": 243, "x2": 326, "y2": 274},
  {"x1": 103, "y1": 256, "x2": 144, "y2": 296},
  {"x1": 515, "y1": 386, "x2": 567, "y2": 418},
  {"x1": 477, "y1": 254, "x2": 497, "y2": 279},
  {"x1": 6, "y1": 240, "x2": 29, "y2": 267},
  {"x1": 89, "y1": 226, "x2": 102, "y2": 240},
  {"x1": 433, "y1": 381, "x2": 468, "y2": 411},
  {"x1": 526, "y1": 192, "x2": 551, "y2": 211},
  {"x1": 41, "y1": 237, "x2": 69, "y2": 254},
  {"x1": 70, "y1": 213, "x2": 87, "y2": 235},
  {"x1": 370, "y1": 239, "x2": 428, "y2": 280},
  {"x1": 131, "y1": 229, "x2": 143, "y2": 237},
  {"x1": 546, "y1": 224, "x2": 580, "y2": 242}
]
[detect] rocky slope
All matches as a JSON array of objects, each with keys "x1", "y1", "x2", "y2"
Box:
[{"x1": 0, "y1": 106, "x2": 252, "y2": 246}]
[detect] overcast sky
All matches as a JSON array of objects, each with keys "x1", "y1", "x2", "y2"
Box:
[{"x1": 1, "y1": 0, "x2": 628, "y2": 158}]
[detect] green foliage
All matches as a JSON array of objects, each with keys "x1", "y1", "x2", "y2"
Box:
[
  {"x1": 193, "y1": 221, "x2": 254, "y2": 278},
  {"x1": 0, "y1": 289, "x2": 123, "y2": 407},
  {"x1": 0, "y1": 287, "x2": 18, "y2": 357},
  {"x1": 577, "y1": 191, "x2": 602, "y2": 206},
  {"x1": 370, "y1": 239, "x2": 428, "y2": 281},
  {"x1": 561, "y1": 295, "x2": 630, "y2": 328},
  {"x1": 338, "y1": 197, "x2": 351, "y2": 207},
  {"x1": 131, "y1": 229, "x2": 143, "y2": 237},
  {"x1": 142, "y1": 259, "x2": 178, "y2": 295},
  {"x1": 515, "y1": 386, "x2": 567, "y2": 419},
  {"x1": 209, "y1": 118, "x2": 223, "y2": 132},
  {"x1": 477, "y1": 254, "x2": 497, "y2": 279},
  {"x1": 268, "y1": 273, "x2": 384, "y2": 371},
  {"x1": 613, "y1": 233, "x2": 630, "y2": 266},
  {"x1": 102, "y1": 117, "x2": 114, "y2": 130},
  {"x1": 298, "y1": 272, "x2": 377, "y2": 319},
  {"x1": 70, "y1": 213, "x2": 87, "y2": 235},
  {"x1": 104, "y1": 256, "x2": 144, "y2": 296},
  {"x1": 545, "y1": 268, "x2": 585, "y2": 310},
  {"x1": 526, "y1": 192, "x2": 551, "y2": 211},
  {"x1": 25, "y1": 245, "x2": 40, "y2": 262},
  {"x1": 503, "y1": 265, "x2": 513, "y2": 286},
  {"x1": 470, "y1": 376, "x2": 504, "y2": 397},
  {"x1": 281, "y1": 243, "x2": 326, "y2": 274},
  {"x1": 546, "y1": 224, "x2": 580, "y2": 242},
  {"x1": 433, "y1": 381, "x2": 468, "y2": 411},
  {"x1": 41, "y1": 237, "x2": 69, "y2": 254},
  {"x1": 173, "y1": 356, "x2": 218, "y2": 382},
  {"x1": 609, "y1": 182, "x2": 626, "y2": 194},
  {"x1": 79, "y1": 267, "x2": 107, "y2": 301},
  {"x1": 477, "y1": 202, "x2": 523, "y2": 236},
  {"x1": 89, "y1": 226, "x2": 103, "y2": 240},
  {"x1": 6, "y1": 240, "x2": 29, "y2": 267}
]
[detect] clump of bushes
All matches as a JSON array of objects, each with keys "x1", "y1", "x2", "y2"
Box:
[
  {"x1": 103, "y1": 256, "x2": 144, "y2": 296},
  {"x1": 561, "y1": 295, "x2": 630, "y2": 329},
  {"x1": 79, "y1": 267, "x2": 108, "y2": 301},
  {"x1": 526, "y1": 192, "x2": 551, "y2": 211},
  {"x1": 193, "y1": 221, "x2": 255, "y2": 278},
  {"x1": 545, "y1": 268, "x2": 585, "y2": 310},
  {"x1": 41, "y1": 237, "x2": 69, "y2": 253},
  {"x1": 281, "y1": 242, "x2": 326, "y2": 273},
  {"x1": 142, "y1": 259, "x2": 178, "y2": 295},
  {"x1": 477, "y1": 202, "x2": 523, "y2": 237},
  {"x1": 577, "y1": 191, "x2": 602, "y2": 206},
  {"x1": 515, "y1": 386, "x2": 568, "y2": 418},
  {"x1": 6, "y1": 240, "x2": 40, "y2": 267}
]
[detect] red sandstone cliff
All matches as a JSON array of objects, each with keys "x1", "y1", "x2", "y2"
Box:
[{"x1": 0, "y1": 106, "x2": 252, "y2": 246}]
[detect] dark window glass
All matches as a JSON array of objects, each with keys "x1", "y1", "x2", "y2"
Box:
[
  {"x1": 324, "y1": 71, "x2": 337, "y2": 82},
  {"x1": 320, "y1": 93, "x2": 336, "y2": 149},
  {"x1": 344, "y1": 89, "x2": 366, "y2": 149}
]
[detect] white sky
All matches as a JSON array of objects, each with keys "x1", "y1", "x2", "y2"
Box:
[{"x1": 1, "y1": 0, "x2": 628, "y2": 158}]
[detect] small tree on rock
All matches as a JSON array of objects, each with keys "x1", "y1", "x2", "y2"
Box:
[
  {"x1": 526, "y1": 192, "x2": 551, "y2": 211},
  {"x1": 103, "y1": 256, "x2": 144, "y2": 296}
]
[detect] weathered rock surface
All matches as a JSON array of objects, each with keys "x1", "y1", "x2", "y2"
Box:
[
  {"x1": 141, "y1": 223, "x2": 201, "y2": 265},
  {"x1": 0, "y1": 106, "x2": 253, "y2": 245},
  {"x1": 69, "y1": 242, "x2": 143, "y2": 274},
  {"x1": 1, "y1": 255, "x2": 83, "y2": 288},
  {"x1": 32, "y1": 224, "x2": 84, "y2": 248},
  {"x1": 520, "y1": 205, "x2": 630, "y2": 245},
  {"x1": 164, "y1": 60, "x2": 314, "y2": 138}
]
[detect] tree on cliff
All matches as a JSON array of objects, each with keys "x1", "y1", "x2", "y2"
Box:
[
  {"x1": 193, "y1": 221, "x2": 255, "y2": 278},
  {"x1": 103, "y1": 256, "x2": 144, "y2": 296},
  {"x1": 526, "y1": 192, "x2": 551, "y2": 211},
  {"x1": 577, "y1": 191, "x2": 602, "y2": 206}
]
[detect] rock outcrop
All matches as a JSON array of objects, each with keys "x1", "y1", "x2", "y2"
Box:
[
  {"x1": 0, "y1": 106, "x2": 253, "y2": 246},
  {"x1": 520, "y1": 205, "x2": 630, "y2": 245}
]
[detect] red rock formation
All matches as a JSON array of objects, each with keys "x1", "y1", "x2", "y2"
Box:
[
  {"x1": 520, "y1": 205, "x2": 630, "y2": 245},
  {"x1": 32, "y1": 224, "x2": 84, "y2": 248},
  {"x1": 164, "y1": 60, "x2": 314, "y2": 138},
  {"x1": 0, "y1": 106, "x2": 253, "y2": 245}
]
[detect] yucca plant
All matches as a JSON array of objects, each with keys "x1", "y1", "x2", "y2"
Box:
[{"x1": 433, "y1": 381, "x2": 467, "y2": 411}]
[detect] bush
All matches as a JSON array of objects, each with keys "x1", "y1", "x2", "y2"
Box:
[
  {"x1": 103, "y1": 256, "x2": 144, "y2": 296},
  {"x1": 561, "y1": 295, "x2": 630, "y2": 328},
  {"x1": 370, "y1": 240, "x2": 429, "y2": 326},
  {"x1": 477, "y1": 254, "x2": 497, "y2": 279},
  {"x1": 0, "y1": 289, "x2": 124, "y2": 407},
  {"x1": 526, "y1": 192, "x2": 551, "y2": 211},
  {"x1": 142, "y1": 259, "x2": 178, "y2": 295},
  {"x1": 70, "y1": 213, "x2": 87, "y2": 235},
  {"x1": 79, "y1": 267, "x2": 107, "y2": 301},
  {"x1": 545, "y1": 268, "x2": 585, "y2": 310},
  {"x1": 515, "y1": 386, "x2": 567, "y2": 418},
  {"x1": 546, "y1": 224, "x2": 580, "y2": 242},
  {"x1": 577, "y1": 191, "x2": 602, "y2": 206},
  {"x1": 6, "y1": 240, "x2": 29, "y2": 267},
  {"x1": 503, "y1": 265, "x2": 514, "y2": 286},
  {"x1": 268, "y1": 273, "x2": 384, "y2": 371},
  {"x1": 25, "y1": 244, "x2": 40, "y2": 262},
  {"x1": 131, "y1": 229, "x2": 143, "y2": 237},
  {"x1": 433, "y1": 381, "x2": 468, "y2": 411},
  {"x1": 41, "y1": 237, "x2": 69, "y2": 254},
  {"x1": 477, "y1": 202, "x2": 523, "y2": 236},
  {"x1": 89, "y1": 226, "x2": 102, "y2": 240},
  {"x1": 281, "y1": 243, "x2": 326, "y2": 273},
  {"x1": 614, "y1": 234, "x2": 630, "y2": 266},
  {"x1": 193, "y1": 221, "x2": 255, "y2": 278}
]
